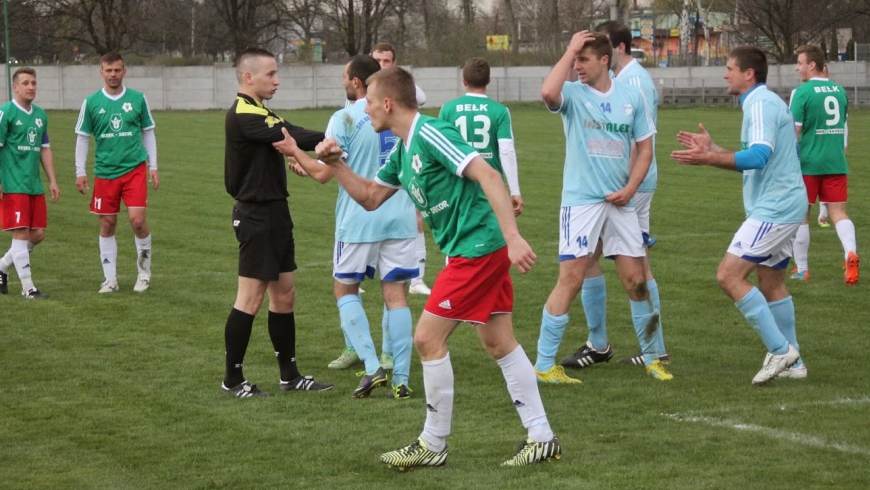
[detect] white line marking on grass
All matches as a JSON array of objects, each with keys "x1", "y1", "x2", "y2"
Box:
[{"x1": 663, "y1": 412, "x2": 870, "y2": 456}]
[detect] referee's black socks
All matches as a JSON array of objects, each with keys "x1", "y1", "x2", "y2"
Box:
[
  {"x1": 224, "y1": 308, "x2": 255, "y2": 388},
  {"x1": 268, "y1": 311, "x2": 300, "y2": 382}
]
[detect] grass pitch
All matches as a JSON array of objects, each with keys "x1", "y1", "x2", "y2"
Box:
[{"x1": 1, "y1": 104, "x2": 868, "y2": 489}]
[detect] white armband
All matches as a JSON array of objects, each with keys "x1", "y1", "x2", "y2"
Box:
[
  {"x1": 75, "y1": 133, "x2": 90, "y2": 177},
  {"x1": 498, "y1": 138, "x2": 520, "y2": 196},
  {"x1": 142, "y1": 129, "x2": 157, "y2": 170}
]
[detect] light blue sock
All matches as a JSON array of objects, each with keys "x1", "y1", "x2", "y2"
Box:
[
  {"x1": 343, "y1": 330, "x2": 353, "y2": 350},
  {"x1": 535, "y1": 306, "x2": 569, "y2": 372},
  {"x1": 381, "y1": 303, "x2": 392, "y2": 357},
  {"x1": 630, "y1": 299, "x2": 658, "y2": 365},
  {"x1": 769, "y1": 296, "x2": 801, "y2": 366},
  {"x1": 387, "y1": 307, "x2": 413, "y2": 386},
  {"x1": 337, "y1": 295, "x2": 380, "y2": 374},
  {"x1": 735, "y1": 287, "x2": 788, "y2": 355},
  {"x1": 581, "y1": 275, "x2": 608, "y2": 350},
  {"x1": 647, "y1": 279, "x2": 667, "y2": 355}
]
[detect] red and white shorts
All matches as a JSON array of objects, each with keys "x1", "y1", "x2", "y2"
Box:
[
  {"x1": 91, "y1": 162, "x2": 148, "y2": 215},
  {"x1": 425, "y1": 246, "x2": 513, "y2": 325},
  {"x1": 1, "y1": 193, "x2": 47, "y2": 231},
  {"x1": 803, "y1": 174, "x2": 847, "y2": 204}
]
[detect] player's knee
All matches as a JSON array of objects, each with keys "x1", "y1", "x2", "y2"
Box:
[{"x1": 129, "y1": 215, "x2": 147, "y2": 233}]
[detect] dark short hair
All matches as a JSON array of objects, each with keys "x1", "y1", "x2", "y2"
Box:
[
  {"x1": 729, "y1": 45, "x2": 768, "y2": 84},
  {"x1": 578, "y1": 32, "x2": 613, "y2": 70},
  {"x1": 371, "y1": 43, "x2": 396, "y2": 60},
  {"x1": 462, "y1": 57, "x2": 490, "y2": 88},
  {"x1": 594, "y1": 20, "x2": 632, "y2": 56},
  {"x1": 367, "y1": 66, "x2": 417, "y2": 110},
  {"x1": 12, "y1": 67, "x2": 36, "y2": 83},
  {"x1": 347, "y1": 54, "x2": 381, "y2": 89},
  {"x1": 235, "y1": 47, "x2": 275, "y2": 67},
  {"x1": 100, "y1": 52, "x2": 124, "y2": 65},
  {"x1": 796, "y1": 44, "x2": 825, "y2": 72}
]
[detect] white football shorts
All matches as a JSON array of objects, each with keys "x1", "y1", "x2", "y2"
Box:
[
  {"x1": 333, "y1": 238, "x2": 419, "y2": 284},
  {"x1": 726, "y1": 218, "x2": 801, "y2": 269},
  {"x1": 559, "y1": 202, "x2": 645, "y2": 261}
]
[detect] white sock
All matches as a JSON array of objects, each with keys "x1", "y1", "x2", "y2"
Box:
[
  {"x1": 135, "y1": 234, "x2": 152, "y2": 276},
  {"x1": 99, "y1": 235, "x2": 118, "y2": 281},
  {"x1": 420, "y1": 353, "x2": 453, "y2": 452},
  {"x1": 10, "y1": 239, "x2": 33, "y2": 292},
  {"x1": 835, "y1": 219, "x2": 857, "y2": 259},
  {"x1": 818, "y1": 202, "x2": 828, "y2": 220},
  {"x1": 793, "y1": 224, "x2": 810, "y2": 272},
  {"x1": 0, "y1": 248, "x2": 12, "y2": 273},
  {"x1": 27, "y1": 241, "x2": 35, "y2": 253},
  {"x1": 497, "y1": 345, "x2": 554, "y2": 443},
  {"x1": 411, "y1": 232, "x2": 426, "y2": 286}
]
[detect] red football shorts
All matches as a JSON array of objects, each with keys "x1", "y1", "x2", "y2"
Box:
[
  {"x1": 1, "y1": 193, "x2": 47, "y2": 231},
  {"x1": 425, "y1": 246, "x2": 514, "y2": 325},
  {"x1": 803, "y1": 174, "x2": 847, "y2": 204},
  {"x1": 91, "y1": 162, "x2": 148, "y2": 215}
]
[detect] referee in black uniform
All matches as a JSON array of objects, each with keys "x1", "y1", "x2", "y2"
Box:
[{"x1": 221, "y1": 47, "x2": 332, "y2": 397}]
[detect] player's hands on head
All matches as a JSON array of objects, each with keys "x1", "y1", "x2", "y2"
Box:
[
  {"x1": 76, "y1": 176, "x2": 89, "y2": 195},
  {"x1": 506, "y1": 236, "x2": 536, "y2": 273},
  {"x1": 568, "y1": 31, "x2": 595, "y2": 54},
  {"x1": 272, "y1": 128, "x2": 299, "y2": 157},
  {"x1": 511, "y1": 195, "x2": 524, "y2": 216},
  {"x1": 315, "y1": 138, "x2": 343, "y2": 164}
]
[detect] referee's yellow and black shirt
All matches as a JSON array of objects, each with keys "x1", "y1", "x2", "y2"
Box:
[{"x1": 224, "y1": 93, "x2": 325, "y2": 203}]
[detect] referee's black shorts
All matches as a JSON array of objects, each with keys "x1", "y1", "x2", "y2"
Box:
[{"x1": 232, "y1": 200, "x2": 297, "y2": 281}]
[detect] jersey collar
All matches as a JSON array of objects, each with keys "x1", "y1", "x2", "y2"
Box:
[
  {"x1": 463, "y1": 92, "x2": 489, "y2": 99},
  {"x1": 12, "y1": 99, "x2": 32, "y2": 114},
  {"x1": 404, "y1": 112, "x2": 422, "y2": 151},
  {"x1": 236, "y1": 92, "x2": 263, "y2": 107},
  {"x1": 614, "y1": 59, "x2": 639, "y2": 80},
  {"x1": 101, "y1": 86, "x2": 127, "y2": 101},
  {"x1": 739, "y1": 83, "x2": 766, "y2": 106}
]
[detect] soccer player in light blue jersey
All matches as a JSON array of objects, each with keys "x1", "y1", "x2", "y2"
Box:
[
  {"x1": 563, "y1": 20, "x2": 670, "y2": 372},
  {"x1": 283, "y1": 55, "x2": 418, "y2": 399},
  {"x1": 534, "y1": 30, "x2": 672, "y2": 384},
  {"x1": 672, "y1": 46, "x2": 805, "y2": 386}
]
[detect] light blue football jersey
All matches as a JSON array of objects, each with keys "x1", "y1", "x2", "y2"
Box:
[
  {"x1": 615, "y1": 59, "x2": 659, "y2": 192},
  {"x1": 552, "y1": 79, "x2": 656, "y2": 207},
  {"x1": 738, "y1": 85, "x2": 806, "y2": 224},
  {"x1": 326, "y1": 99, "x2": 417, "y2": 242}
]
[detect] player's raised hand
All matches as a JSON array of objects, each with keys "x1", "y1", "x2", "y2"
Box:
[
  {"x1": 315, "y1": 138, "x2": 343, "y2": 164},
  {"x1": 149, "y1": 169, "x2": 160, "y2": 190},
  {"x1": 76, "y1": 176, "x2": 89, "y2": 195},
  {"x1": 676, "y1": 123, "x2": 712, "y2": 150},
  {"x1": 272, "y1": 127, "x2": 299, "y2": 156},
  {"x1": 567, "y1": 31, "x2": 595, "y2": 54},
  {"x1": 506, "y1": 235, "x2": 536, "y2": 273}
]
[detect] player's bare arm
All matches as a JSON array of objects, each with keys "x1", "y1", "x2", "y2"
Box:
[
  {"x1": 40, "y1": 147, "x2": 60, "y2": 203},
  {"x1": 274, "y1": 128, "x2": 333, "y2": 183},
  {"x1": 463, "y1": 157, "x2": 536, "y2": 273},
  {"x1": 607, "y1": 137, "x2": 652, "y2": 207},
  {"x1": 541, "y1": 31, "x2": 594, "y2": 110},
  {"x1": 315, "y1": 138, "x2": 396, "y2": 210}
]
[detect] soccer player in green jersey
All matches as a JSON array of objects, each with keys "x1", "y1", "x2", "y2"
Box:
[
  {"x1": 789, "y1": 44, "x2": 858, "y2": 286},
  {"x1": 308, "y1": 66, "x2": 561, "y2": 469},
  {"x1": 75, "y1": 52, "x2": 159, "y2": 294},
  {"x1": 439, "y1": 57, "x2": 523, "y2": 216},
  {"x1": 0, "y1": 68, "x2": 60, "y2": 299}
]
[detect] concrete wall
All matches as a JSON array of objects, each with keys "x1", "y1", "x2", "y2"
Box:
[{"x1": 6, "y1": 61, "x2": 869, "y2": 110}]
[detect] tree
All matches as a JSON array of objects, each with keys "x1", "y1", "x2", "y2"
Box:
[
  {"x1": 209, "y1": 0, "x2": 292, "y2": 60},
  {"x1": 502, "y1": 0, "x2": 519, "y2": 54},
  {"x1": 40, "y1": 0, "x2": 142, "y2": 55},
  {"x1": 322, "y1": 0, "x2": 394, "y2": 57}
]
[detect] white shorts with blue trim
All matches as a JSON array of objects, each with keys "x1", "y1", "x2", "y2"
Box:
[
  {"x1": 333, "y1": 238, "x2": 419, "y2": 284},
  {"x1": 558, "y1": 202, "x2": 645, "y2": 261},
  {"x1": 726, "y1": 218, "x2": 800, "y2": 269},
  {"x1": 634, "y1": 191, "x2": 654, "y2": 237}
]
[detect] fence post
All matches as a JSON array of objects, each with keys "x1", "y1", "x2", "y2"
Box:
[
  {"x1": 671, "y1": 78, "x2": 675, "y2": 105},
  {"x1": 702, "y1": 77, "x2": 705, "y2": 104}
]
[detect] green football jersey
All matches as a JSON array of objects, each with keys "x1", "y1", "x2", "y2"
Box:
[
  {"x1": 789, "y1": 79, "x2": 848, "y2": 175},
  {"x1": 0, "y1": 101, "x2": 49, "y2": 195},
  {"x1": 438, "y1": 93, "x2": 514, "y2": 176},
  {"x1": 376, "y1": 114, "x2": 506, "y2": 258},
  {"x1": 75, "y1": 87, "x2": 155, "y2": 179}
]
